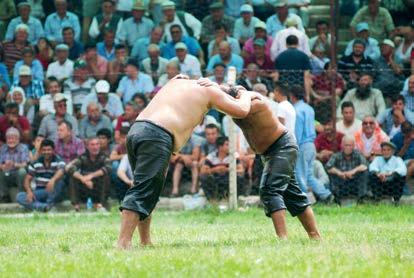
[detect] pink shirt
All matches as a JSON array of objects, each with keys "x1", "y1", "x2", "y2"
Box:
[{"x1": 243, "y1": 36, "x2": 273, "y2": 58}]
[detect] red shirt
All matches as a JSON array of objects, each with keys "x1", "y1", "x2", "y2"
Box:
[
  {"x1": 0, "y1": 115, "x2": 30, "y2": 142},
  {"x1": 411, "y1": 48, "x2": 414, "y2": 60},
  {"x1": 312, "y1": 73, "x2": 345, "y2": 96},
  {"x1": 315, "y1": 132, "x2": 344, "y2": 153},
  {"x1": 244, "y1": 54, "x2": 274, "y2": 71},
  {"x1": 115, "y1": 115, "x2": 133, "y2": 131}
]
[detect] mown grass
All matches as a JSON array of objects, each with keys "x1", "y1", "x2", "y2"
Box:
[{"x1": 0, "y1": 205, "x2": 413, "y2": 277}]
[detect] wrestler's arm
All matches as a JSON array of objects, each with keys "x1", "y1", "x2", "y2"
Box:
[{"x1": 208, "y1": 86, "x2": 252, "y2": 119}]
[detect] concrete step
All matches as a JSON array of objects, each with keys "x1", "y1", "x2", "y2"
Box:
[
  {"x1": 308, "y1": 5, "x2": 331, "y2": 15},
  {"x1": 309, "y1": 14, "x2": 331, "y2": 29}
]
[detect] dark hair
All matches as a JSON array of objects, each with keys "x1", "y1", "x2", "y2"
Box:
[
  {"x1": 46, "y1": 76, "x2": 61, "y2": 89},
  {"x1": 62, "y1": 26, "x2": 74, "y2": 34},
  {"x1": 316, "y1": 20, "x2": 328, "y2": 27},
  {"x1": 290, "y1": 85, "x2": 304, "y2": 100},
  {"x1": 214, "y1": 23, "x2": 227, "y2": 32},
  {"x1": 96, "y1": 128, "x2": 112, "y2": 140},
  {"x1": 402, "y1": 121, "x2": 413, "y2": 134},
  {"x1": 132, "y1": 93, "x2": 149, "y2": 107},
  {"x1": 5, "y1": 102, "x2": 19, "y2": 111},
  {"x1": 170, "y1": 24, "x2": 182, "y2": 32},
  {"x1": 286, "y1": 35, "x2": 298, "y2": 46},
  {"x1": 119, "y1": 126, "x2": 130, "y2": 136},
  {"x1": 273, "y1": 81, "x2": 289, "y2": 96},
  {"x1": 115, "y1": 43, "x2": 126, "y2": 50},
  {"x1": 126, "y1": 100, "x2": 139, "y2": 111},
  {"x1": 392, "y1": 95, "x2": 405, "y2": 104},
  {"x1": 216, "y1": 136, "x2": 229, "y2": 147},
  {"x1": 358, "y1": 71, "x2": 373, "y2": 79},
  {"x1": 58, "y1": 120, "x2": 73, "y2": 130},
  {"x1": 323, "y1": 61, "x2": 330, "y2": 70},
  {"x1": 205, "y1": 123, "x2": 219, "y2": 131},
  {"x1": 213, "y1": 62, "x2": 226, "y2": 69},
  {"x1": 341, "y1": 101, "x2": 355, "y2": 111},
  {"x1": 126, "y1": 58, "x2": 139, "y2": 69},
  {"x1": 103, "y1": 28, "x2": 115, "y2": 36},
  {"x1": 84, "y1": 41, "x2": 97, "y2": 51},
  {"x1": 353, "y1": 38, "x2": 366, "y2": 48},
  {"x1": 40, "y1": 139, "x2": 55, "y2": 149},
  {"x1": 22, "y1": 47, "x2": 35, "y2": 56}
]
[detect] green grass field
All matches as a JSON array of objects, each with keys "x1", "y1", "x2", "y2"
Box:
[{"x1": 0, "y1": 205, "x2": 413, "y2": 277}]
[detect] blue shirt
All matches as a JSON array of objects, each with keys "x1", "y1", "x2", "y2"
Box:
[
  {"x1": 12, "y1": 79, "x2": 45, "y2": 99},
  {"x1": 224, "y1": 0, "x2": 245, "y2": 18},
  {"x1": 377, "y1": 108, "x2": 414, "y2": 136},
  {"x1": 0, "y1": 63, "x2": 10, "y2": 88},
  {"x1": 294, "y1": 100, "x2": 316, "y2": 145},
  {"x1": 392, "y1": 132, "x2": 414, "y2": 161},
  {"x1": 161, "y1": 36, "x2": 201, "y2": 59},
  {"x1": 13, "y1": 60, "x2": 44, "y2": 83},
  {"x1": 131, "y1": 37, "x2": 166, "y2": 62},
  {"x1": 116, "y1": 17, "x2": 154, "y2": 47},
  {"x1": 44, "y1": 12, "x2": 81, "y2": 42},
  {"x1": 68, "y1": 41, "x2": 84, "y2": 61},
  {"x1": 206, "y1": 54, "x2": 244, "y2": 74},
  {"x1": 369, "y1": 155, "x2": 407, "y2": 176},
  {"x1": 116, "y1": 74, "x2": 154, "y2": 105},
  {"x1": 5, "y1": 16, "x2": 44, "y2": 45},
  {"x1": 96, "y1": 42, "x2": 115, "y2": 61},
  {"x1": 400, "y1": 90, "x2": 414, "y2": 113}
]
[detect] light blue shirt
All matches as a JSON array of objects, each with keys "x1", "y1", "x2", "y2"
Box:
[
  {"x1": 117, "y1": 74, "x2": 154, "y2": 105},
  {"x1": 116, "y1": 17, "x2": 154, "y2": 47},
  {"x1": 131, "y1": 38, "x2": 166, "y2": 62},
  {"x1": 369, "y1": 155, "x2": 407, "y2": 176},
  {"x1": 5, "y1": 16, "x2": 44, "y2": 45},
  {"x1": 161, "y1": 36, "x2": 201, "y2": 59},
  {"x1": 345, "y1": 37, "x2": 380, "y2": 62},
  {"x1": 224, "y1": 0, "x2": 245, "y2": 18},
  {"x1": 13, "y1": 60, "x2": 44, "y2": 83},
  {"x1": 44, "y1": 12, "x2": 81, "y2": 42},
  {"x1": 265, "y1": 13, "x2": 304, "y2": 38},
  {"x1": 233, "y1": 17, "x2": 261, "y2": 41},
  {"x1": 0, "y1": 63, "x2": 10, "y2": 88},
  {"x1": 377, "y1": 108, "x2": 414, "y2": 136},
  {"x1": 81, "y1": 92, "x2": 124, "y2": 118},
  {"x1": 294, "y1": 100, "x2": 316, "y2": 146},
  {"x1": 206, "y1": 53, "x2": 244, "y2": 74},
  {"x1": 96, "y1": 42, "x2": 115, "y2": 61}
]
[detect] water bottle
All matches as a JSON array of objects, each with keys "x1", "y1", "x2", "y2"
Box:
[{"x1": 86, "y1": 197, "x2": 93, "y2": 211}]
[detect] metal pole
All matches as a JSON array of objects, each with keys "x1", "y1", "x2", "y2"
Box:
[
  {"x1": 329, "y1": 0, "x2": 339, "y2": 149},
  {"x1": 227, "y1": 66, "x2": 238, "y2": 210}
]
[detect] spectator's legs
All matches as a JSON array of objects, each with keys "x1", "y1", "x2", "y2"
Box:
[
  {"x1": 200, "y1": 174, "x2": 217, "y2": 200},
  {"x1": 0, "y1": 171, "x2": 13, "y2": 202},
  {"x1": 387, "y1": 174, "x2": 405, "y2": 203},
  {"x1": 297, "y1": 206, "x2": 321, "y2": 240},
  {"x1": 91, "y1": 176, "x2": 107, "y2": 206},
  {"x1": 16, "y1": 168, "x2": 27, "y2": 192},
  {"x1": 16, "y1": 189, "x2": 49, "y2": 211},
  {"x1": 237, "y1": 175, "x2": 246, "y2": 196},
  {"x1": 190, "y1": 161, "x2": 199, "y2": 194},
  {"x1": 354, "y1": 171, "x2": 368, "y2": 199},
  {"x1": 369, "y1": 173, "x2": 383, "y2": 201},
  {"x1": 48, "y1": 178, "x2": 66, "y2": 206},
  {"x1": 171, "y1": 162, "x2": 184, "y2": 196},
  {"x1": 329, "y1": 175, "x2": 346, "y2": 202},
  {"x1": 69, "y1": 177, "x2": 82, "y2": 209}
]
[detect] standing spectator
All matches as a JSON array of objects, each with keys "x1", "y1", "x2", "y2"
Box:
[
  {"x1": 207, "y1": 41, "x2": 244, "y2": 74},
  {"x1": 5, "y1": 2, "x2": 44, "y2": 45},
  {"x1": 130, "y1": 26, "x2": 165, "y2": 63},
  {"x1": 315, "y1": 120, "x2": 344, "y2": 164},
  {"x1": 309, "y1": 20, "x2": 331, "y2": 52},
  {"x1": 62, "y1": 26, "x2": 84, "y2": 61},
  {"x1": 81, "y1": 42, "x2": 108, "y2": 80},
  {"x1": 233, "y1": 4, "x2": 260, "y2": 46},
  {"x1": 88, "y1": 0, "x2": 123, "y2": 42},
  {"x1": 336, "y1": 102, "x2": 363, "y2": 138},
  {"x1": 161, "y1": 1, "x2": 202, "y2": 42},
  {"x1": 354, "y1": 115, "x2": 389, "y2": 161},
  {"x1": 345, "y1": 22, "x2": 380, "y2": 62},
  {"x1": 265, "y1": 0, "x2": 304, "y2": 38},
  {"x1": 114, "y1": 101, "x2": 140, "y2": 143},
  {"x1": 273, "y1": 81, "x2": 296, "y2": 134},
  {"x1": 0, "y1": 128, "x2": 29, "y2": 203},
  {"x1": 207, "y1": 23, "x2": 240, "y2": 60},
  {"x1": 38, "y1": 94, "x2": 79, "y2": 141},
  {"x1": 107, "y1": 44, "x2": 128, "y2": 88},
  {"x1": 46, "y1": 44, "x2": 74, "y2": 81},
  {"x1": 96, "y1": 29, "x2": 116, "y2": 62},
  {"x1": 338, "y1": 72, "x2": 386, "y2": 120},
  {"x1": 244, "y1": 39, "x2": 273, "y2": 72},
  {"x1": 79, "y1": 103, "x2": 112, "y2": 139},
  {"x1": 350, "y1": 0, "x2": 395, "y2": 41},
  {"x1": 13, "y1": 47, "x2": 44, "y2": 83},
  {"x1": 200, "y1": 2, "x2": 234, "y2": 46},
  {"x1": 242, "y1": 21, "x2": 273, "y2": 60},
  {"x1": 16, "y1": 139, "x2": 66, "y2": 211},
  {"x1": 116, "y1": 2, "x2": 154, "y2": 48},
  {"x1": 326, "y1": 136, "x2": 369, "y2": 204},
  {"x1": 290, "y1": 85, "x2": 333, "y2": 202},
  {"x1": 39, "y1": 77, "x2": 73, "y2": 116},
  {"x1": 170, "y1": 43, "x2": 202, "y2": 79},
  {"x1": 369, "y1": 141, "x2": 406, "y2": 203},
  {"x1": 116, "y1": 59, "x2": 154, "y2": 104},
  {"x1": 0, "y1": 103, "x2": 31, "y2": 144},
  {"x1": 142, "y1": 44, "x2": 168, "y2": 85},
  {"x1": 67, "y1": 137, "x2": 110, "y2": 212},
  {"x1": 44, "y1": 0, "x2": 81, "y2": 43},
  {"x1": 55, "y1": 120, "x2": 84, "y2": 164},
  {"x1": 0, "y1": 24, "x2": 31, "y2": 72},
  {"x1": 0, "y1": 0, "x2": 16, "y2": 40}
]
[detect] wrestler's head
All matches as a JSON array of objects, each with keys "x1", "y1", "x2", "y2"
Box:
[{"x1": 223, "y1": 85, "x2": 246, "y2": 98}]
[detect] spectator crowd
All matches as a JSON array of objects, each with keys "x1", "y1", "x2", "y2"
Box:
[{"x1": 0, "y1": 0, "x2": 413, "y2": 211}]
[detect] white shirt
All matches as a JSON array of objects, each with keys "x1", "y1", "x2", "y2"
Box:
[
  {"x1": 277, "y1": 100, "x2": 296, "y2": 135},
  {"x1": 163, "y1": 13, "x2": 201, "y2": 42},
  {"x1": 46, "y1": 59, "x2": 74, "y2": 81},
  {"x1": 39, "y1": 93, "x2": 73, "y2": 115},
  {"x1": 88, "y1": 16, "x2": 123, "y2": 40},
  {"x1": 270, "y1": 26, "x2": 311, "y2": 61},
  {"x1": 119, "y1": 154, "x2": 133, "y2": 180},
  {"x1": 170, "y1": 54, "x2": 202, "y2": 78},
  {"x1": 336, "y1": 119, "x2": 362, "y2": 138}
]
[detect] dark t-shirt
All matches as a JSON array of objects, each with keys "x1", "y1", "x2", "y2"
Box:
[{"x1": 275, "y1": 48, "x2": 311, "y2": 86}]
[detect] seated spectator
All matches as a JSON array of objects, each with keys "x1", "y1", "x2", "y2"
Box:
[
  {"x1": 13, "y1": 47, "x2": 44, "y2": 83},
  {"x1": 34, "y1": 38, "x2": 54, "y2": 71},
  {"x1": 0, "y1": 24, "x2": 31, "y2": 72},
  {"x1": 326, "y1": 136, "x2": 368, "y2": 204},
  {"x1": 109, "y1": 126, "x2": 128, "y2": 190},
  {"x1": 337, "y1": 72, "x2": 386, "y2": 121},
  {"x1": 16, "y1": 139, "x2": 66, "y2": 211},
  {"x1": 401, "y1": 74, "x2": 414, "y2": 112},
  {"x1": 310, "y1": 45, "x2": 330, "y2": 76},
  {"x1": 345, "y1": 22, "x2": 380, "y2": 62},
  {"x1": 96, "y1": 28, "x2": 116, "y2": 62},
  {"x1": 237, "y1": 63, "x2": 272, "y2": 92},
  {"x1": 82, "y1": 80, "x2": 124, "y2": 121},
  {"x1": 244, "y1": 39, "x2": 273, "y2": 73},
  {"x1": 46, "y1": 44, "x2": 73, "y2": 81},
  {"x1": 315, "y1": 120, "x2": 344, "y2": 164},
  {"x1": 171, "y1": 135, "x2": 201, "y2": 196},
  {"x1": 116, "y1": 154, "x2": 132, "y2": 202},
  {"x1": 169, "y1": 43, "x2": 202, "y2": 79},
  {"x1": 97, "y1": 128, "x2": 113, "y2": 157},
  {"x1": 270, "y1": 17, "x2": 311, "y2": 61},
  {"x1": 88, "y1": 0, "x2": 123, "y2": 42},
  {"x1": 62, "y1": 26, "x2": 84, "y2": 61},
  {"x1": 67, "y1": 137, "x2": 110, "y2": 212},
  {"x1": 44, "y1": 0, "x2": 81, "y2": 43},
  {"x1": 199, "y1": 123, "x2": 220, "y2": 163},
  {"x1": 63, "y1": 59, "x2": 96, "y2": 113},
  {"x1": 0, "y1": 127, "x2": 29, "y2": 203},
  {"x1": 131, "y1": 93, "x2": 149, "y2": 108},
  {"x1": 116, "y1": 2, "x2": 154, "y2": 47},
  {"x1": 392, "y1": 121, "x2": 414, "y2": 161},
  {"x1": 162, "y1": 24, "x2": 203, "y2": 61},
  {"x1": 107, "y1": 44, "x2": 128, "y2": 88},
  {"x1": 338, "y1": 39, "x2": 374, "y2": 86},
  {"x1": 0, "y1": 0, "x2": 16, "y2": 40},
  {"x1": 309, "y1": 20, "x2": 331, "y2": 52},
  {"x1": 200, "y1": 136, "x2": 245, "y2": 200},
  {"x1": 29, "y1": 134, "x2": 44, "y2": 162},
  {"x1": 394, "y1": 24, "x2": 414, "y2": 70},
  {"x1": 350, "y1": 0, "x2": 395, "y2": 42},
  {"x1": 55, "y1": 121, "x2": 84, "y2": 165},
  {"x1": 354, "y1": 115, "x2": 389, "y2": 161},
  {"x1": 116, "y1": 59, "x2": 154, "y2": 105},
  {"x1": 200, "y1": 2, "x2": 234, "y2": 46},
  {"x1": 272, "y1": 81, "x2": 296, "y2": 134},
  {"x1": 131, "y1": 26, "x2": 165, "y2": 63},
  {"x1": 5, "y1": 2, "x2": 44, "y2": 45},
  {"x1": 39, "y1": 77, "x2": 73, "y2": 116},
  {"x1": 207, "y1": 63, "x2": 227, "y2": 85},
  {"x1": 207, "y1": 23, "x2": 240, "y2": 59},
  {"x1": 233, "y1": 4, "x2": 260, "y2": 46},
  {"x1": 142, "y1": 44, "x2": 168, "y2": 85},
  {"x1": 206, "y1": 41, "x2": 244, "y2": 74},
  {"x1": 114, "y1": 101, "x2": 140, "y2": 143},
  {"x1": 336, "y1": 101, "x2": 362, "y2": 138},
  {"x1": 374, "y1": 39, "x2": 405, "y2": 100},
  {"x1": 377, "y1": 95, "x2": 414, "y2": 138},
  {"x1": 242, "y1": 21, "x2": 273, "y2": 60},
  {"x1": 157, "y1": 61, "x2": 180, "y2": 88},
  {"x1": 81, "y1": 42, "x2": 108, "y2": 80},
  {"x1": 79, "y1": 103, "x2": 112, "y2": 139},
  {"x1": 0, "y1": 102, "x2": 31, "y2": 144},
  {"x1": 369, "y1": 141, "x2": 406, "y2": 203},
  {"x1": 0, "y1": 62, "x2": 11, "y2": 94},
  {"x1": 38, "y1": 94, "x2": 78, "y2": 141},
  {"x1": 7, "y1": 87, "x2": 34, "y2": 121},
  {"x1": 265, "y1": 0, "x2": 304, "y2": 38}
]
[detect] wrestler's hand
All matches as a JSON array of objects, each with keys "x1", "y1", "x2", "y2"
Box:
[
  {"x1": 197, "y1": 77, "x2": 216, "y2": 87},
  {"x1": 173, "y1": 74, "x2": 190, "y2": 80}
]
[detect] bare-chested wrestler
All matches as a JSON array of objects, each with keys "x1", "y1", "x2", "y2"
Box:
[
  {"x1": 117, "y1": 75, "x2": 254, "y2": 249},
  {"x1": 199, "y1": 80, "x2": 321, "y2": 240}
]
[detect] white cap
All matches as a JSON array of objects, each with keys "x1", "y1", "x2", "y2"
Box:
[
  {"x1": 381, "y1": 39, "x2": 395, "y2": 48},
  {"x1": 19, "y1": 65, "x2": 32, "y2": 76},
  {"x1": 240, "y1": 4, "x2": 253, "y2": 13},
  {"x1": 175, "y1": 42, "x2": 187, "y2": 50},
  {"x1": 95, "y1": 80, "x2": 110, "y2": 93},
  {"x1": 53, "y1": 93, "x2": 67, "y2": 102}
]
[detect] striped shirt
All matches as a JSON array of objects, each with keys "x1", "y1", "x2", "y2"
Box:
[
  {"x1": 28, "y1": 155, "x2": 65, "y2": 189},
  {"x1": 63, "y1": 77, "x2": 96, "y2": 105},
  {"x1": 0, "y1": 41, "x2": 30, "y2": 72}
]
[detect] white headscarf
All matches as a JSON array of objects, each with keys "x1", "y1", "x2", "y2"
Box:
[{"x1": 8, "y1": 87, "x2": 26, "y2": 116}]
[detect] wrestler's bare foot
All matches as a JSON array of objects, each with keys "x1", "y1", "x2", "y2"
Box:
[
  {"x1": 297, "y1": 207, "x2": 322, "y2": 240},
  {"x1": 117, "y1": 239, "x2": 133, "y2": 250}
]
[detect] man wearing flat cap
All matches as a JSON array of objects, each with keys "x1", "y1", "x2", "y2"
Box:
[{"x1": 200, "y1": 2, "x2": 234, "y2": 45}]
